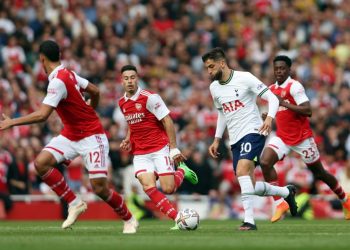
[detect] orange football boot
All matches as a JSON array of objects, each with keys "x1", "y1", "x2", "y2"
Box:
[
  {"x1": 271, "y1": 200, "x2": 290, "y2": 223},
  {"x1": 342, "y1": 194, "x2": 350, "y2": 220}
]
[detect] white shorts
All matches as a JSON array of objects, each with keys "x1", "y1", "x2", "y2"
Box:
[
  {"x1": 43, "y1": 134, "x2": 109, "y2": 179},
  {"x1": 133, "y1": 145, "x2": 175, "y2": 178},
  {"x1": 267, "y1": 136, "x2": 320, "y2": 164}
]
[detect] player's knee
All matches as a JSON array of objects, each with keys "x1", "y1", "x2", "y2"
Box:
[
  {"x1": 34, "y1": 157, "x2": 50, "y2": 176},
  {"x1": 91, "y1": 183, "x2": 109, "y2": 199},
  {"x1": 259, "y1": 157, "x2": 270, "y2": 169},
  {"x1": 162, "y1": 185, "x2": 175, "y2": 194}
]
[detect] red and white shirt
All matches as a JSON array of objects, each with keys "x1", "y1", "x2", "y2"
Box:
[
  {"x1": 42, "y1": 65, "x2": 104, "y2": 141},
  {"x1": 269, "y1": 77, "x2": 313, "y2": 146},
  {"x1": 119, "y1": 88, "x2": 170, "y2": 155}
]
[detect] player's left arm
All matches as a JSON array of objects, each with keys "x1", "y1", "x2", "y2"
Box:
[
  {"x1": 0, "y1": 104, "x2": 54, "y2": 130},
  {"x1": 74, "y1": 72, "x2": 100, "y2": 109},
  {"x1": 161, "y1": 115, "x2": 186, "y2": 165},
  {"x1": 278, "y1": 82, "x2": 312, "y2": 117},
  {"x1": 248, "y1": 73, "x2": 279, "y2": 135},
  {"x1": 259, "y1": 89, "x2": 279, "y2": 135},
  {"x1": 84, "y1": 83, "x2": 100, "y2": 109},
  {"x1": 147, "y1": 94, "x2": 186, "y2": 165}
]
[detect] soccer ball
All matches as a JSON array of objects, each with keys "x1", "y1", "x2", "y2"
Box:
[{"x1": 176, "y1": 208, "x2": 200, "y2": 230}]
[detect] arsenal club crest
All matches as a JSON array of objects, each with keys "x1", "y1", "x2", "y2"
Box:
[
  {"x1": 135, "y1": 103, "x2": 142, "y2": 110},
  {"x1": 281, "y1": 90, "x2": 286, "y2": 98}
]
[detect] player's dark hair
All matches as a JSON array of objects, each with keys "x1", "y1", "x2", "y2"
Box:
[
  {"x1": 39, "y1": 40, "x2": 60, "y2": 62},
  {"x1": 273, "y1": 55, "x2": 292, "y2": 67},
  {"x1": 121, "y1": 65, "x2": 138, "y2": 74},
  {"x1": 201, "y1": 47, "x2": 227, "y2": 63}
]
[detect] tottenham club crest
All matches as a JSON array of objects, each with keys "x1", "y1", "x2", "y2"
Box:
[{"x1": 135, "y1": 103, "x2": 142, "y2": 110}]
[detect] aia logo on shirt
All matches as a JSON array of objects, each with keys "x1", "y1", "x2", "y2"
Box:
[
  {"x1": 135, "y1": 103, "x2": 142, "y2": 111},
  {"x1": 222, "y1": 100, "x2": 245, "y2": 113}
]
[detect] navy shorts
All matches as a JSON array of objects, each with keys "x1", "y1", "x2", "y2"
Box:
[{"x1": 231, "y1": 133, "x2": 266, "y2": 173}]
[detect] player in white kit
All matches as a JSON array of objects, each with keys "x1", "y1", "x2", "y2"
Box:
[
  {"x1": 0, "y1": 40, "x2": 138, "y2": 233},
  {"x1": 202, "y1": 48, "x2": 298, "y2": 230}
]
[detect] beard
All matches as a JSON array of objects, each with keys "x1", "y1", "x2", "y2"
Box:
[{"x1": 211, "y1": 70, "x2": 223, "y2": 81}]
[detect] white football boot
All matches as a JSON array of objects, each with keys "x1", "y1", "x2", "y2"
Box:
[
  {"x1": 62, "y1": 201, "x2": 87, "y2": 229},
  {"x1": 123, "y1": 216, "x2": 139, "y2": 234}
]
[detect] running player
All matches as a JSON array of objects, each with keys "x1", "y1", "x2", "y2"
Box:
[
  {"x1": 202, "y1": 47, "x2": 298, "y2": 231},
  {"x1": 118, "y1": 65, "x2": 198, "y2": 230},
  {"x1": 0, "y1": 40, "x2": 138, "y2": 233},
  {"x1": 259, "y1": 55, "x2": 350, "y2": 222}
]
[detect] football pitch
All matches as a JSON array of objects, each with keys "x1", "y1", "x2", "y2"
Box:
[{"x1": 0, "y1": 219, "x2": 349, "y2": 250}]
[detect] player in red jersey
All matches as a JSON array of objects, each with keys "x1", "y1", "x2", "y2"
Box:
[
  {"x1": 260, "y1": 55, "x2": 350, "y2": 222},
  {"x1": 0, "y1": 40, "x2": 138, "y2": 233},
  {"x1": 118, "y1": 65, "x2": 198, "y2": 229}
]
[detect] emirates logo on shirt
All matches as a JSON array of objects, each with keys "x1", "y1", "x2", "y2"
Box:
[{"x1": 135, "y1": 103, "x2": 142, "y2": 110}]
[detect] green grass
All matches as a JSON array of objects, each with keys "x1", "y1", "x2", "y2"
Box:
[{"x1": 0, "y1": 219, "x2": 349, "y2": 250}]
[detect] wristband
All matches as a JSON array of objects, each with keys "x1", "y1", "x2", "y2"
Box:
[{"x1": 170, "y1": 148, "x2": 181, "y2": 159}]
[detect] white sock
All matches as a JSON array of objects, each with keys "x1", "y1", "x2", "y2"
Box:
[
  {"x1": 69, "y1": 197, "x2": 81, "y2": 207},
  {"x1": 237, "y1": 176, "x2": 255, "y2": 225},
  {"x1": 254, "y1": 181, "x2": 289, "y2": 198},
  {"x1": 274, "y1": 198, "x2": 284, "y2": 206}
]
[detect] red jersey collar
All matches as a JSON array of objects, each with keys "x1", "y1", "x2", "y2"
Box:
[
  {"x1": 48, "y1": 64, "x2": 65, "y2": 81},
  {"x1": 124, "y1": 87, "x2": 141, "y2": 101},
  {"x1": 275, "y1": 76, "x2": 291, "y2": 88}
]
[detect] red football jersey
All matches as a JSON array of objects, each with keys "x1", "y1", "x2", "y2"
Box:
[
  {"x1": 119, "y1": 88, "x2": 170, "y2": 155},
  {"x1": 43, "y1": 66, "x2": 104, "y2": 141},
  {"x1": 270, "y1": 79, "x2": 313, "y2": 145}
]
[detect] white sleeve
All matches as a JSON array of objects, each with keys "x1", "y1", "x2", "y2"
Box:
[
  {"x1": 42, "y1": 78, "x2": 67, "y2": 108},
  {"x1": 260, "y1": 89, "x2": 279, "y2": 119},
  {"x1": 73, "y1": 72, "x2": 89, "y2": 89},
  {"x1": 290, "y1": 81, "x2": 309, "y2": 105},
  {"x1": 245, "y1": 72, "x2": 269, "y2": 97},
  {"x1": 215, "y1": 109, "x2": 227, "y2": 138},
  {"x1": 146, "y1": 94, "x2": 170, "y2": 120},
  {"x1": 210, "y1": 85, "x2": 221, "y2": 109}
]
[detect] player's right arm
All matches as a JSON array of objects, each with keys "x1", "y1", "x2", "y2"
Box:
[
  {"x1": 0, "y1": 77, "x2": 67, "y2": 130},
  {"x1": 209, "y1": 86, "x2": 226, "y2": 158},
  {"x1": 0, "y1": 104, "x2": 54, "y2": 130},
  {"x1": 209, "y1": 109, "x2": 226, "y2": 158},
  {"x1": 120, "y1": 126, "x2": 131, "y2": 152}
]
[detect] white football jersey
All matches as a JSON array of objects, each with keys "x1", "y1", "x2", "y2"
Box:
[{"x1": 210, "y1": 70, "x2": 269, "y2": 145}]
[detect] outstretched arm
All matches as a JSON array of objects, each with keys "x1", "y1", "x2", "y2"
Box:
[{"x1": 0, "y1": 104, "x2": 54, "y2": 130}]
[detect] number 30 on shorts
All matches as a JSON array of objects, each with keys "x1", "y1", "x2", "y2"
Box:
[{"x1": 240, "y1": 142, "x2": 252, "y2": 154}]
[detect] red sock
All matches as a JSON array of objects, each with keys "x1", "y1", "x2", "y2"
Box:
[
  {"x1": 174, "y1": 169, "x2": 185, "y2": 191},
  {"x1": 105, "y1": 190, "x2": 132, "y2": 221},
  {"x1": 145, "y1": 187, "x2": 177, "y2": 220},
  {"x1": 41, "y1": 168, "x2": 76, "y2": 204},
  {"x1": 269, "y1": 181, "x2": 282, "y2": 201},
  {"x1": 332, "y1": 182, "x2": 346, "y2": 200}
]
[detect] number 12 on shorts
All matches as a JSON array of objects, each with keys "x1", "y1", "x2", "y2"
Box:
[{"x1": 89, "y1": 151, "x2": 101, "y2": 164}]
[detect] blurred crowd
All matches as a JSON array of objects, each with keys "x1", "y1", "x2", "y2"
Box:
[{"x1": 0, "y1": 0, "x2": 349, "y2": 216}]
